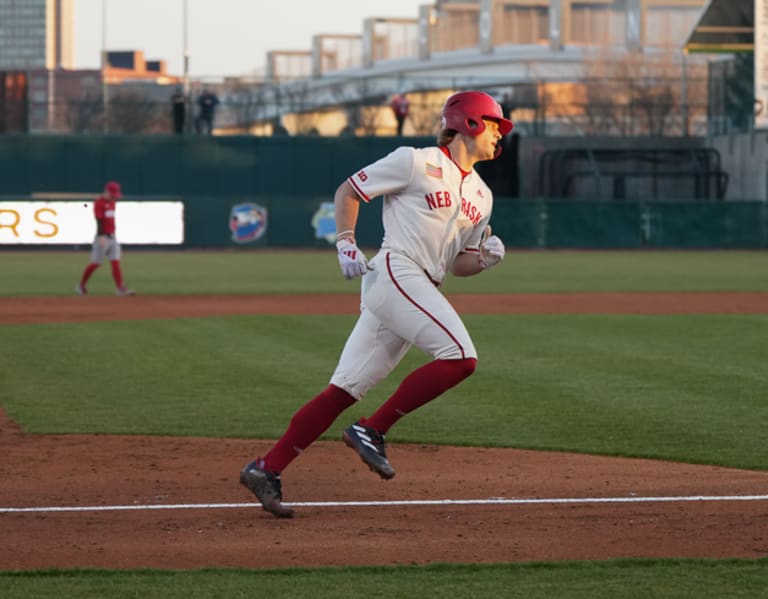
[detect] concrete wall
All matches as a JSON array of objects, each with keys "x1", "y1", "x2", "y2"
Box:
[{"x1": 710, "y1": 132, "x2": 768, "y2": 201}]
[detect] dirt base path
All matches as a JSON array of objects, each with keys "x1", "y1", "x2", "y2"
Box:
[
  {"x1": 1, "y1": 292, "x2": 767, "y2": 324},
  {"x1": 1, "y1": 292, "x2": 767, "y2": 571}
]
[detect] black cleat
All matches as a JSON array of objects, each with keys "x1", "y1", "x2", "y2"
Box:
[
  {"x1": 343, "y1": 421, "x2": 395, "y2": 479},
  {"x1": 240, "y1": 460, "x2": 294, "y2": 518}
]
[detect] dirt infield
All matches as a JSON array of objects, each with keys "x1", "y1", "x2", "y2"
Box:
[
  {"x1": 1, "y1": 292, "x2": 767, "y2": 571},
  {"x1": 2, "y1": 292, "x2": 767, "y2": 324}
]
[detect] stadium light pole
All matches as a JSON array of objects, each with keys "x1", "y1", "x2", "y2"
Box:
[
  {"x1": 183, "y1": 0, "x2": 191, "y2": 134},
  {"x1": 101, "y1": 0, "x2": 109, "y2": 133}
]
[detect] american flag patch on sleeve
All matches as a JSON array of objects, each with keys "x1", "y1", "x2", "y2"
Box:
[{"x1": 426, "y1": 163, "x2": 443, "y2": 178}]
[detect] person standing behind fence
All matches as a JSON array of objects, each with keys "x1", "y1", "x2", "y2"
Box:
[
  {"x1": 196, "y1": 89, "x2": 219, "y2": 135},
  {"x1": 390, "y1": 92, "x2": 410, "y2": 135},
  {"x1": 75, "y1": 181, "x2": 135, "y2": 297},
  {"x1": 170, "y1": 86, "x2": 186, "y2": 134}
]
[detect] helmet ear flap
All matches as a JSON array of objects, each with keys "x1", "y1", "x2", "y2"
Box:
[{"x1": 465, "y1": 117, "x2": 486, "y2": 136}]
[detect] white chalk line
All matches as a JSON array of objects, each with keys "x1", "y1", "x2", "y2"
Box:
[{"x1": 2, "y1": 494, "x2": 767, "y2": 514}]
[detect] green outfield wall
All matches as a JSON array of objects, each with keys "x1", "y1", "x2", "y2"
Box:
[
  {"x1": 1, "y1": 135, "x2": 766, "y2": 248},
  {"x1": 182, "y1": 195, "x2": 767, "y2": 249},
  {"x1": 491, "y1": 199, "x2": 768, "y2": 249},
  {"x1": 0, "y1": 134, "x2": 427, "y2": 196}
]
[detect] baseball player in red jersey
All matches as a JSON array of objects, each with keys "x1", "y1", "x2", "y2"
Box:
[
  {"x1": 76, "y1": 181, "x2": 135, "y2": 296},
  {"x1": 241, "y1": 91, "x2": 511, "y2": 517}
]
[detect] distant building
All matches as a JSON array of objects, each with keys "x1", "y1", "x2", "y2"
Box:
[
  {"x1": 0, "y1": 0, "x2": 74, "y2": 70},
  {"x1": 104, "y1": 50, "x2": 180, "y2": 85},
  {"x1": 0, "y1": 0, "x2": 75, "y2": 132},
  {"x1": 25, "y1": 68, "x2": 102, "y2": 133}
]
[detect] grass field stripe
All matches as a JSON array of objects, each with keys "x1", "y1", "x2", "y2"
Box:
[{"x1": 2, "y1": 494, "x2": 767, "y2": 513}]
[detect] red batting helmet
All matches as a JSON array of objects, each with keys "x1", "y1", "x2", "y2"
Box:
[
  {"x1": 440, "y1": 91, "x2": 514, "y2": 137},
  {"x1": 104, "y1": 181, "x2": 122, "y2": 198}
]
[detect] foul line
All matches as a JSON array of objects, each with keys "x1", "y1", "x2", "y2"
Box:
[{"x1": 1, "y1": 494, "x2": 767, "y2": 514}]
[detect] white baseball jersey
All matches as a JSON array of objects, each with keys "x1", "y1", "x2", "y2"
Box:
[
  {"x1": 330, "y1": 146, "x2": 495, "y2": 400},
  {"x1": 348, "y1": 146, "x2": 493, "y2": 284}
]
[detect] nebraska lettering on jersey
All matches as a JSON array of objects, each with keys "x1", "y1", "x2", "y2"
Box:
[
  {"x1": 424, "y1": 190, "x2": 452, "y2": 209},
  {"x1": 424, "y1": 191, "x2": 483, "y2": 225},
  {"x1": 461, "y1": 196, "x2": 483, "y2": 225}
]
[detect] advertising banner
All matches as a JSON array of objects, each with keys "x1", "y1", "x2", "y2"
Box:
[{"x1": 0, "y1": 201, "x2": 184, "y2": 245}]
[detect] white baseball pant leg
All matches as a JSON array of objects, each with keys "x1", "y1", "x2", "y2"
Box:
[
  {"x1": 330, "y1": 251, "x2": 476, "y2": 400},
  {"x1": 90, "y1": 236, "x2": 121, "y2": 263}
]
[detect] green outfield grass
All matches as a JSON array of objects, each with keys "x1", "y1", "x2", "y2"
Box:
[
  {"x1": 2, "y1": 559, "x2": 767, "y2": 599},
  {"x1": 0, "y1": 249, "x2": 766, "y2": 295},
  {"x1": 1, "y1": 249, "x2": 766, "y2": 595},
  {"x1": 3, "y1": 313, "x2": 767, "y2": 469}
]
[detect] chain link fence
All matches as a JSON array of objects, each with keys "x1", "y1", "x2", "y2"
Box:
[{"x1": 14, "y1": 75, "x2": 715, "y2": 138}]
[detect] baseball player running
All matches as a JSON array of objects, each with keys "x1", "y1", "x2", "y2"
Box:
[
  {"x1": 241, "y1": 91, "x2": 512, "y2": 517},
  {"x1": 76, "y1": 181, "x2": 135, "y2": 296}
]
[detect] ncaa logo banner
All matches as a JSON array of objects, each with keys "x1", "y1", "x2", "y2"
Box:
[
  {"x1": 230, "y1": 203, "x2": 267, "y2": 244},
  {"x1": 312, "y1": 202, "x2": 337, "y2": 244}
]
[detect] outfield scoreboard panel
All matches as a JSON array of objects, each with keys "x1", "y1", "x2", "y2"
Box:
[{"x1": 0, "y1": 201, "x2": 185, "y2": 245}]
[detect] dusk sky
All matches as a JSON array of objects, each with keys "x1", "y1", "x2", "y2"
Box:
[{"x1": 74, "y1": 0, "x2": 425, "y2": 79}]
